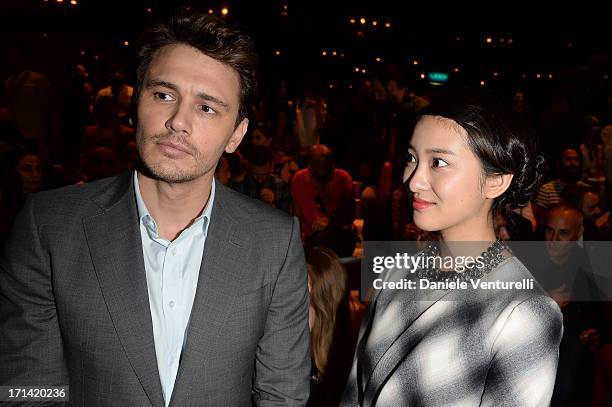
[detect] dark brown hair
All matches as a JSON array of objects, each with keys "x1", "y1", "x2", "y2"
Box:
[
  {"x1": 419, "y1": 88, "x2": 544, "y2": 216},
  {"x1": 135, "y1": 11, "x2": 258, "y2": 124}
]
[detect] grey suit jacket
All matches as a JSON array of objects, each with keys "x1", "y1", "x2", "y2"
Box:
[
  {"x1": 341, "y1": 256, "x2": 563, "y2": 407},
  {"x1": 0, "y1": 171, "x2": 311, "y2": 406}
]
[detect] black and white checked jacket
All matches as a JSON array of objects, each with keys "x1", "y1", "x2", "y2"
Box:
[{"x1": 341, "y1": 256, "x2": 563, "y2": 407}]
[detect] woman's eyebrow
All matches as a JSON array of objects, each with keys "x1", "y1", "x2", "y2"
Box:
[
  {"x1": 426, "y1": 148, "x2": 456, "y2": 155},
  {"x1": 407, "y1": 145, "x2": 456, "y2": 155}
]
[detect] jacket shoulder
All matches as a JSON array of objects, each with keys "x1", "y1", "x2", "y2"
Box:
[
  {"x1": 29, "y1": 174, "x2": 127, "y2": 219},
  {"x1": 218, "y1": 183, "x2": 293, "y2": 223}
]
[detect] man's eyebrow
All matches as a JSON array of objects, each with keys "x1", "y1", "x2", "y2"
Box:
[
  {"x1": 195, "y1": 91, "x2": 230, "y2": 110},
  {"x1": 407, "y1": 144, "x2": 456, "y2": 155},
  {"x1": 146, "y1": 79, "x2": 178, "y2": 91},
  {"x1": 146, "y1": 79, "x2": 230, "y2": 110}
]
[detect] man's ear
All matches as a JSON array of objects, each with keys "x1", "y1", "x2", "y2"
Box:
[
  {"x1": 485, "y1": 173, "x2": 513, "y2": 199},
  {"x1": 225, "y1": 117, "x2": 249, "y2": 153}
]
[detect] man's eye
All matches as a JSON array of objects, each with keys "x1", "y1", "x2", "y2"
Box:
[
  {"x1": 154, "y1": 92, "x2": 174, "y2": 102},
  {"x1": 432, "y1": 158, "x2": 448, "y2": 168},
  {"x1": 200, "y1": 105, "x2": 216, "y2": 114}
]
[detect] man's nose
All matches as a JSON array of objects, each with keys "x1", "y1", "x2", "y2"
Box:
[{"x1": 165, "y1": 101, "x2": 193, "y2": 135}]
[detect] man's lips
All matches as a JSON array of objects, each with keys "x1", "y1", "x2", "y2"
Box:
[
  {"x1": 157, "y1": 141, "x2": 192, "y2": 156},
  {"x1": 412, "y1": 197, "x2": 436, "y2": 210}
]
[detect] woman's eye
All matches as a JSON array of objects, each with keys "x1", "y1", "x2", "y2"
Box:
[
  {"x1": 432, "y1": 158, "x2": 448, "y2": 168},
  {"x1": 405, "y1": 152, "x2": 417, "y2": 164},
  {"x1": 154, "y1": 92, "x2": 174, "y2": 102}
]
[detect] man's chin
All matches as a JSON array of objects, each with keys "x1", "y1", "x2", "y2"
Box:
[
  {"x1": 139, "y1": 162, "x2": 200, "y2": 184},
  {"x1": 154, "y1": 171, "x2": 201, "y2": 184}
]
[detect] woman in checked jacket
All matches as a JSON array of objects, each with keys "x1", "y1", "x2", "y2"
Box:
[{"x1": 341, "y1": 88, "x2": 563, "y2": 407}]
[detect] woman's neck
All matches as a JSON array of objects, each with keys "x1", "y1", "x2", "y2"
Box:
[{"x1": 439, "y1": 213, "x2": 497, "y2": 259}]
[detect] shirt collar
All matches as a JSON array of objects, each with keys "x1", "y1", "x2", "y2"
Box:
[{"x1": 133, "y1": 170, "x2": 215, "y2": 236}]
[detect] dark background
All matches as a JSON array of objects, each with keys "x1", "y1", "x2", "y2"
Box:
[{"x1": 1, "y1": 0, "x2": 610, "y2": 108}]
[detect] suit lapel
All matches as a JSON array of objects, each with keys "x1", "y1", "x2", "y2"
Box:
[
  {"x1": 83, "y1": 172, "x2": 165, "y2": 407},
  {"x1": 169, "y1": 184, "x2": 245, "y2": 407}
]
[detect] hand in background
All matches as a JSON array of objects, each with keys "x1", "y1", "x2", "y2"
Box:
[{"x1": 260, "y1": 188, "x2": 276, "y2": 206}]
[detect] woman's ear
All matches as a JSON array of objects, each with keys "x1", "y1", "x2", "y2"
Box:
[{"x1": 484, "y1": 173, "x2": 513, "y2": 199}]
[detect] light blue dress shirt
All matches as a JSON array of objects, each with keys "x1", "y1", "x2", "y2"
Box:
[{"x1": 133, "y1": 171, "x2": 214, "y2": 406}]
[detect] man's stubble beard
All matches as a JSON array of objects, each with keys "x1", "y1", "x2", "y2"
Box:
[{"x1": 136, "y1": 128, "x2": 212, "y2": 184}]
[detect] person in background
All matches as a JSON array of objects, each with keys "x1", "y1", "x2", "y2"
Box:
[
  {"x1": 15, "y1": 149, "x2": 43, "y2": 194},
  {"x1": 306, "y1": 246, "x2": 355, "y2": 407},
  {"x1": 214, "y1": 152, "x2": 231, "y2": 186},
  {"x1": 534, "y1": 146, "x2": 589, "y2": 223},
  {"x1": 562, "y1": 184, "x2": 608, "y2": 240},
  {"x1": 79, "y1": 145, "x2": 123, "y2": 182},
  {"x1": 536, "y1": 203, "x2": 607, "y2": 407},
  {"x1": 60, "y1": 63, "x2": 94, "y2": 165},
  {"x1": 492, "y1": 210, "x2": 535, "y2": 241},
  {"x1": 94, "y1": 63, "x2": 134, "y2": 122},
  {"x1": 232, "y1": 145, "x2": 291, "y2": 212},
  {"x1": 579, "y1": 114, "x2": 604, "y2": 181},
  {"x1": 225, "y1": 150, "x2": 247, "y2": 188},
  {"x1": 601, "y1": 124, "x2": 612, "y2": 191},
  {"x1": 82, "y1": 96, "x2": 134, "y2": 153},
  {"x1": 291, "y1": 144, "x2": 356, "y2": 256},
  {"x1": 296, "y1": 87, "x2": 325, "y2": 151},
  {"x1": 4, "y1": 44, "x2": 57, "y2": 145},
  {"x1": 250, "y1": 123, "x2": 273, "y2": 148}
]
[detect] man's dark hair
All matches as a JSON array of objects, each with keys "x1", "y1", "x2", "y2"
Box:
[{"x1": 135, "y1": 11, "x2": 258, "y2": 124}]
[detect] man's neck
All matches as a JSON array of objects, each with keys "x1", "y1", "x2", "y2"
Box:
[{"x1": 137, "y1": 171, "x2": 213, "y2": 241}]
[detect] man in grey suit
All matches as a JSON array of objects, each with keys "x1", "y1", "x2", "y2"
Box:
[{"x1": 0, "y1": 12, "x2": 311, "y2": 406}]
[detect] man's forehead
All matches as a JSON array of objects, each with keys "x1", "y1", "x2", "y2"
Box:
[
  {"x1": 146, "y1": 44, "x2": 240, "y2": 105},
  {"x1": 547, "y1": 209, "x2": 582, "y2": 226}
]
